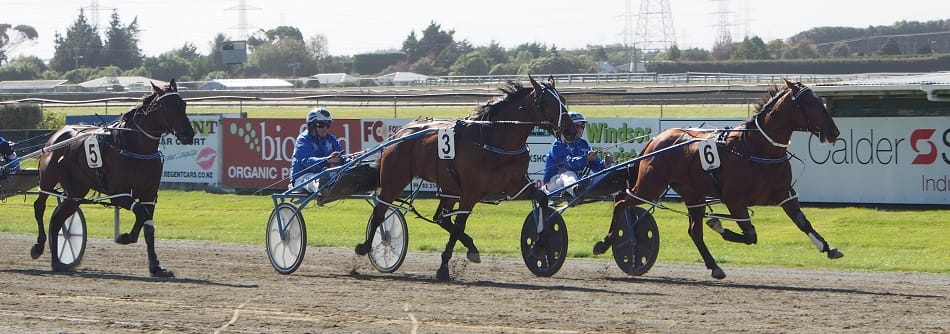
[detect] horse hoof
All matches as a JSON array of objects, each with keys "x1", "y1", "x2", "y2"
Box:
[
  {"x1": 30, "y1": 244, "x2": 44, "y2": 259},
  {"x1": 436, "y1": 267, "x2": 450, "y2": 281},
  {"x1": 711, "y1": 267, "x2": 726, "y2": 280},
  {"x1": 354, "y1": 243, "x2": 369, "y2": 256},
  {"x1": 150, "y1": 267, "x2": 175, "y2": 278},
  {"x1": 826, "y1": 248, "x2": 844, "y2": 259},
  {"x1": 115, "y1": 233, "x2": 134, "y2": 245},
  {"x1": 466, "y1": 251, "x2": 481, "y2": 264},
  {"x1": 705, "y1": 218, "x2": 724, "y2": 233},
  {"x1": 592, "y1": 241, "x2": 610, "y2": 255}
]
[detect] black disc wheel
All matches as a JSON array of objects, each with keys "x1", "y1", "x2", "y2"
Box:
[
  {"x1": 54, "y1": 208, "x2": 87, "y2": 270},
  {"x1": 266, "y1": 203, "x2": 307, "y2": 275},
  {"x1": 365, "y1": 206, "x2": 408, "y2": 273},
  {"x1": 521, "y1": 206, "x2": 568, "y2": 277},
  {"x1": 611, "y1": 206, "x2": 660, "y2": 276}
]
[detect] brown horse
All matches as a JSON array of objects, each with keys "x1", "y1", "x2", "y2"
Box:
[
  {"x1": 31, "y1": 79, "x2": 195, "y2": 277},
  {"x1": 599, "y1": 80, "x2": 842, "y2": 279},
  {"x1": 356, "y1": 76, "x2": 577, "y2": 280}
]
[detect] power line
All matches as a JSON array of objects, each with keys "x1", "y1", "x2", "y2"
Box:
[{"x1": 226, "y1": 0, "x2": 260, "y2": 40}]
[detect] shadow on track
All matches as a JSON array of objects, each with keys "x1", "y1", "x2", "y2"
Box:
[{"x1": 2, "y1": 268, "x2": 258, "y2": 288}]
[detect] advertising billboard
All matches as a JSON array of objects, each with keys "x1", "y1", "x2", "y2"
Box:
[
  {"x1": 789, "y1": 117, "x2": 948, "y2": 204},
  {"x1": 221, "y1": 118, "x2": 361, "y2": 188},
  {"x1": 160, "y1": 114, "x2": 223, "y2": 184}
]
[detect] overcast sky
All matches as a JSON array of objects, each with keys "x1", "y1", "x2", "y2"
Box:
[{"x1": 4, "y1": 0, "x2": 950, "y2": 60}]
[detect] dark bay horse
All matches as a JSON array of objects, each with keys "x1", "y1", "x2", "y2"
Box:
[
  {"x1": 600, "y1": 80, "x2": 842, "y2": 279},
  {"x1": 356, "y1": 76, "x2": 577, "y2": 280},
  {"x1": 32, "y1": 79, "x2": 195, "y2": 277}
]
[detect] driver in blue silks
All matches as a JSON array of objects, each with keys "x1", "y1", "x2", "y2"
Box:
[
  {"x1": 290, "y1": 108, "x2": 347, "y2": 193},
  {"x1": 0, "y1": 137, "x2": 20, "y2": 180},
  {"x1": 542, "y1": 112, "x2": 612, "y2": 198}
]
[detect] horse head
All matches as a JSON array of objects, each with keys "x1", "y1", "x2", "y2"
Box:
[
  {"x1": 780, "y1": 80, "x2": 840, "y2": 143},
  {"x1": 144, "y1": 79, "x2": 196, "y2": 145},
  {"x1": 529, "y1": 75, "x2": 577, "y2": 143}
]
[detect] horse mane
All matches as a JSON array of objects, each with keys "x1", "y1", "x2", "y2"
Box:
[
  {"x1": 467, "y1": 80, "x2": 532, "y2": 120},
  {"x1": 742, "y1": 84, "x2": 788, "y2": 126}
]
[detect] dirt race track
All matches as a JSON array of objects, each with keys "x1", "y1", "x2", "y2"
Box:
[{"x1": 0, "y1": 233, "x2": 946, "y2": 333}]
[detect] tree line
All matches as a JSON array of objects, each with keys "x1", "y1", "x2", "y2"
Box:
[{"x1": 1, "y1": 10, "x2": 949, "y2": 84}]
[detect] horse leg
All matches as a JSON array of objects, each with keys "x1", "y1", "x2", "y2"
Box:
[
  {"x1": 436, "y1": 199, "x2": 477, "y2": 281},
  {"x1": 31, "y1": 192, "x2": 50, "y2": 259},
  {"x1": 112, "y1": 196, "x2": 143, "y2": 244},
  {"x1": 704, "y1": 203, "x2": 758, "y2": 245},
  {"x1": 687, "y1": 205, "x2": 726, "y2": 279},
  {"x1": 432, "y1": 197, "x2": 480, "y2": 264},
  {"x1": 356, "y1": 187, "x2": 406, "y2": 256},
  {"x1": 47, "y1": 198, "x2": 80, "y2": 272},
  {"x1": 594, "y1": 192, "x2": 633, "y2": 255},
  {"x1": 780, "y1": 193, "x2": 844, "y2": 259},
  {"x1": 112, "y1": 197, "x2": 173, "y2": 277}
]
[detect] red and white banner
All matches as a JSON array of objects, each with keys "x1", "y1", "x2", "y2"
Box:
[{"x1": 220, "y1": 118, "x2": 361, "y2": 188}]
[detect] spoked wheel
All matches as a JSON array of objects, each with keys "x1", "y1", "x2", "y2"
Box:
[
  {"x1": 611, "y1": 206, "x2": 660, "y2": 276},
  {"x1": 266, "y1": 203, "x2": 307, "y2": 275},
  {"x1": 54, "y1": 208, "x2": 87, "y2": 270},
  {"x1": 364, "y1": 206, "x2": 408, "y2": 273},
  {"x1": 520, "y1": 206, "x2": 568, "y2": 277}
]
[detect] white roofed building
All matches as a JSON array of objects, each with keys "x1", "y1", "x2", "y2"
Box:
[{"x1": 199, "y1": 79, "x2": 294, "y2": 90}]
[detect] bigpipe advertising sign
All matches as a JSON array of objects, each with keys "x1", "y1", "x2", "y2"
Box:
[{"x1": 220, "y1": 118, "x2": 362, "y2": 188}]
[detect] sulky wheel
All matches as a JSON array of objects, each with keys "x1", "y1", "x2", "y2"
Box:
[
  {"x1": 365, "y1": 206, "x2": 408, "y2": 273},
  {"x1": 521, "y1": 206, "x2": 568, "y2": 277},
  {"x1": 266, "y1": 203, "x2": 307, "y2": 275},
  {"x1": 611, "y1": 206, "x2": 660, "y2": 276},
  {"x1": 54, "y1": 208, "x2": 87, "y2": 270}
]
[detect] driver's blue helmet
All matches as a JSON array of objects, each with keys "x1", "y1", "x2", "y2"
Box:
[
  {"x1": 306, "y1": 108, "x2": 332, "y2": 125},
  {"x1": 568, "y1": 111, "x2": 586, "y2": 124}
]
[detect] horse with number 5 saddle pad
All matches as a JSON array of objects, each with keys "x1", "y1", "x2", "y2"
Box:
[{"x1": 31, "y1": 79, "x2": 195, "y2": 277}]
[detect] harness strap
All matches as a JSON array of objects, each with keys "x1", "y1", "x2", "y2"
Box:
[
  {"x1": 749, "y1": 153, "x2": 792, "y2": 164},
  {"x1": 505, "y1": 182, "x2": 535, "y2": 200},
  {"x1": 778, "y1": 193, "x2": 799, "y2": 206},
  {"x1": 478, "y1": 144, "x2": 528, "y2": 155},
  {"x1": 101, "y1": 138, "x2": 164, "y2": 160}
]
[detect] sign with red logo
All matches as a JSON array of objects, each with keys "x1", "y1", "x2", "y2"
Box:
[
  {"x1": 221, "y1": 118, "x2": 361, "y2": 188},
  {"x1": 161, "y1": 114, "x2": 223, "y2": 183}
]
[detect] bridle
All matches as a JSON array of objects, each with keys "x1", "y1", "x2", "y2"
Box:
[
  {"x1": 533, "y1": 82, "x2": 571, "y2": 142},
  {"x1": 752, "y1": 84, "x2": 821, "y2": 149},
  {"x1": 131, "y1": 91, "x2": 182, "y2": 141}
]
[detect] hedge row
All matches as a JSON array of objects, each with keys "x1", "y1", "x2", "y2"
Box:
[
  {"x1": 649, "y1": 55, "x2": 950, "y2": 74},
  {"x1": 0, "y1": 104, "x2": 44, "y2": 130}
]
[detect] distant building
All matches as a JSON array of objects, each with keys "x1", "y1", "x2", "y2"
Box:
[
  {"x1": 0, "y1": 79, "x2": 69, "y2": 93},
  {"x1": 199, "y1": 79, "x2": 294, "y2": 90},
  {"x1": 310, "y1": 73, "x2": 361, "y2": 87},
  {"x1": 598, "y1": 61, "x2": 619, "y2": 74},
  {"x1": 616, "y1": 62, "x2": 647, "y2": 73},
  {"x1": 78, "y1": 76, "x2": 166, "y2": 92},
  {"x1": 375, "y1": 72, "x2": 431, "y2": 86}
]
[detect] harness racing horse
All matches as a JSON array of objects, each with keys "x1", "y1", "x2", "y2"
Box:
[
  {"x1": 599, "y1": 80, "x2": 842, "y2": 279},
  {"x1": 356, "y1": 76, "x2": 577, "y2": 280},
  {"x1": 31, "y1": 79, "x2": 195, "y2": 277}
]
